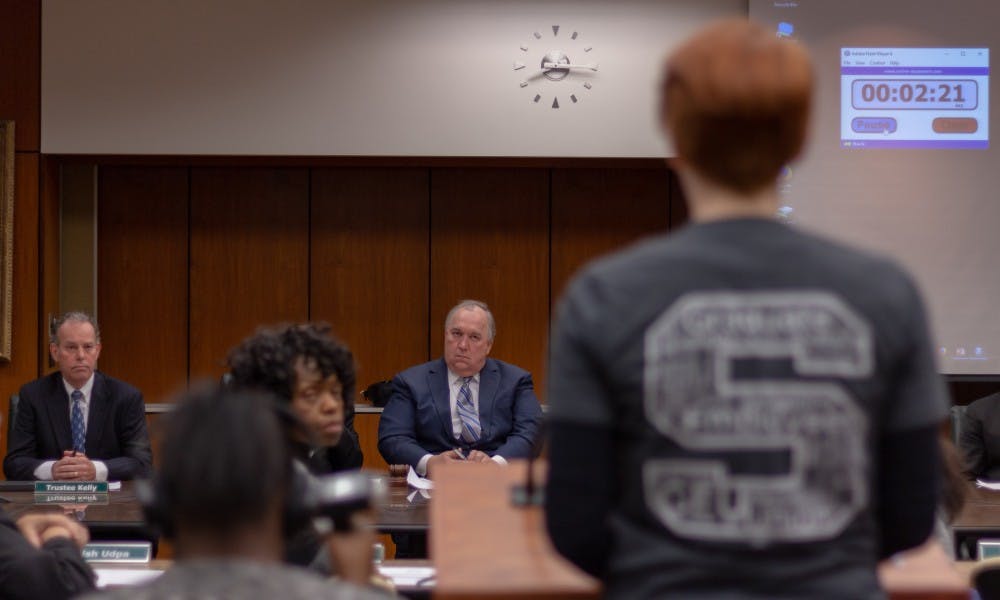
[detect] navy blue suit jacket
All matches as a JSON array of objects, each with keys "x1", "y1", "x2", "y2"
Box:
[
  {"x1": 377, "y1": 358, "x2": 543, "y2": 468},
  {"x1": 3, "y1": 371, "x2": 153, "y2": 481}
]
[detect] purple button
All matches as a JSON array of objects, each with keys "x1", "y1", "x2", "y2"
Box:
[{"x1": 851, "y1": 117, "x2": 897, "y2": 134}]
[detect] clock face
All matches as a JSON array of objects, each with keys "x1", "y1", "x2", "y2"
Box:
[{"x1": 514, "y1": 26, "x2": 597, "y2": 108}]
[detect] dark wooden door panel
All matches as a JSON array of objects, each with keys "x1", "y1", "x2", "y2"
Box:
[
  {"x1": 551, "y1": 167, "x2": 672, "y2": 303},
  {"x1": 310, "y1": 168, "x2": 430, "y2": 390},
  {"x1": 430, "y1": 168, "x2": 550, "y2": 397},
  {"x1": 189, "y1": 168, "x2": 309, "y2": 380},
  {"x1": 98, "y1": 167, "x2": 189, "y2": 403}
]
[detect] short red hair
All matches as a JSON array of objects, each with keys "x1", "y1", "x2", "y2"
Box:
[{"x1": 661, "y1": 19, "x2": 813, "y2": 194}]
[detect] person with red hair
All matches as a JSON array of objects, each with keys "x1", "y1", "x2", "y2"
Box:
[{"x1": 546, "y1": 19, "x2": 947, "y2": 598}]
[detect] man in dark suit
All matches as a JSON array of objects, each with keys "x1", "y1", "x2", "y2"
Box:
[
  {"x1": 3, "y1": 312, "x2": 152, "y2": 481},
  {"x1": 378, "y1": 300, "x2": 543, "y2": 477},
  {"x1": 959, "y1": 392, "x2": 1000, "y2": 480}
]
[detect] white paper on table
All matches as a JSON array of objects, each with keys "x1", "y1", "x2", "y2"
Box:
[
  {"x1": 976, "y1": 479, "x2": 1000, "y2": 490},
  {"x1": 377, "y1": 565, "x2": 436, "y2": 587},
  {"x1": 406, "y1": 466, "x2": 434, "y2": 490},
  {"x1": 108, "y1": 481, "x2": 122, "y2": 491},
  {"x1": 95, "y1": 568, "x2": 164, "y2": 588},
  {"x1": 406, "y1": 488, "x2": 432, "y2": 502}
]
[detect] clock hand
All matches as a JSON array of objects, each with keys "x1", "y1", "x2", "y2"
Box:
[{"x1": 542, "y1": 62, "x2": 599, "y2": 71}]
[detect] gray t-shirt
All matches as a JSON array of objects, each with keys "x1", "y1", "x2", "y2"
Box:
[{"x1": 548, "y1": 218, "x2": 948, "y2": 599}]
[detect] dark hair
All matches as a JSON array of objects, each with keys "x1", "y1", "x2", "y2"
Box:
[
  {"x1": 660, "y1": 19, "x2": 813, "y2": 194},
  {"x1": 226, "y1": 323, "x2": 357, "y2": 411},
  {"x1": 50, "y1": 311, "x2": 101, "y2": 345},
  {"x1": 158, "y1": 384, "x2": 292, "y2": 533}
]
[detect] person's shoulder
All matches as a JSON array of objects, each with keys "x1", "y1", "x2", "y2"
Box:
[
  {"x1": 94, "y1": 371, "x2": 143, "y2": 398},
  {"x1": 273, "y1": 566, "x2": 387, "y2": 599},
  {"x1": 774, "y1": 225, "x2": 923, "y2": 312},
  {"x1": 796, "y1": 226, "x2": 910, "y2": 273},
  {"x1": 204, "y1": 561, "x2": 387, "y2": 599},
  {"x1": 17, "y1": 371, "x2": 63, "y2": 398},
  {"x1": 967, "y1": 392, "x2": 1000, "y2": 418},
  {"x1": 396, "y1": 359, "x2": 443, "y2": 379},
  {"x1": 581, "y1": 231, "x2": 676, "y2": 281},
  {"x1": 562, "y1": 229, "x2": 694, "y2": 310},
  {"x1": 485, "y1": 357, "x2": 531, "y2": 379}
]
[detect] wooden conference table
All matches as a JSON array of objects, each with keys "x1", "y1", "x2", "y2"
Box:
[
  {"x1": 0, "y1": 480, "x2": 151, "y2": 541},
  {"x1": 953, "y1": 484, "x2": 1000, "y2": 558},
  {"x1": 0, "y1": 476, "x2": 430, "y2": 539},
  {"x1": 0, "y1": 474, "x2": 985, "y2": 599}
]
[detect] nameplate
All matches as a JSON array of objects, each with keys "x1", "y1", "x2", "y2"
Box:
[
  {"x1": 979, "y1": 540, "x2": 1000, "y2": 560},
  {"x1": 83, "y1": 542, "x2": 152, "y2": 563},
  {"x1": 33, "y1": 492, "x2": 109, "y2": 505},
  {"x1": 35, "y1": 481, "x2": 109, "y2": 493}
]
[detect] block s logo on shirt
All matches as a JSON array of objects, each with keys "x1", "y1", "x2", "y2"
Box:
[{"x1": 642, "y1": 291, "x2": 873, "y2": 545}]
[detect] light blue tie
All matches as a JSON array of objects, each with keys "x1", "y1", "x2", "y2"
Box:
[
  {"x1": 456, "y1": 376, "x2": 481, "y2": 444},
  {"x1": 71, "y1": 390, "x2": 86, "y2": 453}
]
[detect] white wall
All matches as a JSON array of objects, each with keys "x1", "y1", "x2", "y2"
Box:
[{"x1": 41, "y1": 0, "x2": 744, "y2": 156}]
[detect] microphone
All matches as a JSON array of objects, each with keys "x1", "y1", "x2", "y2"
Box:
[
  {"x1": 306, "y1": 470, "x2": 384, "y2": 532},
  {"x1": 510, "y1": 417, "x2": 546, "y2": 507}
]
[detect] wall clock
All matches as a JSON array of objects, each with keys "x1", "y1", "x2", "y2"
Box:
[{"x1": 514, "y1": 26, "x2": 598, "y2": 108}]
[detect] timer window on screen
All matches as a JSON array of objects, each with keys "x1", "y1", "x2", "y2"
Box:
[{"x1": 840, "y1": 47, "x2": 989, "y2": 149}]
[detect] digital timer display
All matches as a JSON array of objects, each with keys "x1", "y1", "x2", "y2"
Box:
[
  {"x1": 850, "y1": 79, "x2": 977, "y2": 110},
  {"x1": 840, "y1": 47, "x2": 989, "y2": 149}
]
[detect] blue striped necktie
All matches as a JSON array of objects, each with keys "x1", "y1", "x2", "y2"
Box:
[
  {"x1": 456, "y1": 376, "x2": 481, "y2": 444},
  {"x1": 70, "y1": 389, "x2": 86, "y2": 453}
]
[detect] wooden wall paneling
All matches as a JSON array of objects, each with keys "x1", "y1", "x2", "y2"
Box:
[
  {"x1": 310, "y1": 168, "x2": 430, "y2": 392},
  {"x1": 430, "y1": 168, "x2": 550, "y2": 397},
  {"x1": 550, "y1": 167, "x2": 672, "y2": 304},
  {"x1": 39, "y1": 156, "x2": 60, "y2": 373},
  {"x1": 0, "y1": 154, "x2": 40, "y2": 462},
  {"x1": 98, "y1": 167, "x2": 190, "y2": 403},
  {"x1": 948, "y1": 381, "x2": 1000, "y2": 406},
  {"x1": 354, "y1": 412, "x2": 388, "y2": 472},
  {"x1": 0, "y1": 1, "x2": 40, "y2": 151},
  {"x1": 189, "y1": 168, "x2": 309, "y2": 380},
  {"x1": 59, "y1": 165, "x2": 96, "y2": 313}
]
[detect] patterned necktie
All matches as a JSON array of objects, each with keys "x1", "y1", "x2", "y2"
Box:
[
  {"x1": 71, "y1": 389, "x2": 86, "y2": 453},
  {"x1": 456, "y1": 376, "x2": 481, "y2": 444}
]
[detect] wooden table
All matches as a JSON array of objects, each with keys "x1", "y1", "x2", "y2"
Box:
[
  {"x1": 0, "y1": 481, "x2": 150, "y2": 540},
  {"x1": 376, "y1": 473, "x2": 430, "y2": 533},
  {"x1": 0, "y1": 476, "x2": 429, "y2": 537},
  {"x1": 952, "y1": 485, "x2": 1000, "y2": 559},
  {"x1": 430, "y1": 460, "x2": 600, "y2": 599},
  {"x1": 878, "y1": 542, "x2": 969, "y2": 600}
]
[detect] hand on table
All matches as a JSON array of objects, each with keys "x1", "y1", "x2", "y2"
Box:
[
  {"x1": 427, "y1": 448, "x2": 497, "y2": 477},
  {"x1": 15, "y1": 513, "x2": 90, "y2": 549},
  {"x1": 464, "y1": 450, "x2": 494, "y2": 464},
  {"x1": 52, "y1": 451, "x2": 97, "y2": 481},
  {"x1": 426, "y1": 449, "x2": 465, "y2": 478}
]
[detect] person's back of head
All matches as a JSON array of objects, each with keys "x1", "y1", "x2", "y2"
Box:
[
  {"x1": 156, "y1": 385, "x2": 292, "y2": 545},
  {"x1": 660, "y1": 19, "x2": 814, "y2": 195}
]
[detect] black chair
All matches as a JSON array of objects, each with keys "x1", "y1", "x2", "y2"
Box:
[
  {"x1": 361, "y1": 380, "x2": 393, "y2": 407},
  {"x1": 6, "y1": 393, "x2": 18, "y2": 441}
]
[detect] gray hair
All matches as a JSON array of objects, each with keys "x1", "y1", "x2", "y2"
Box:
[
  {"x1": 445, "y1": 300, "x2": 496, "y2": 342},
  {"x1": 50, "y1": 311, "x2": 101, "y2": 345}
]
